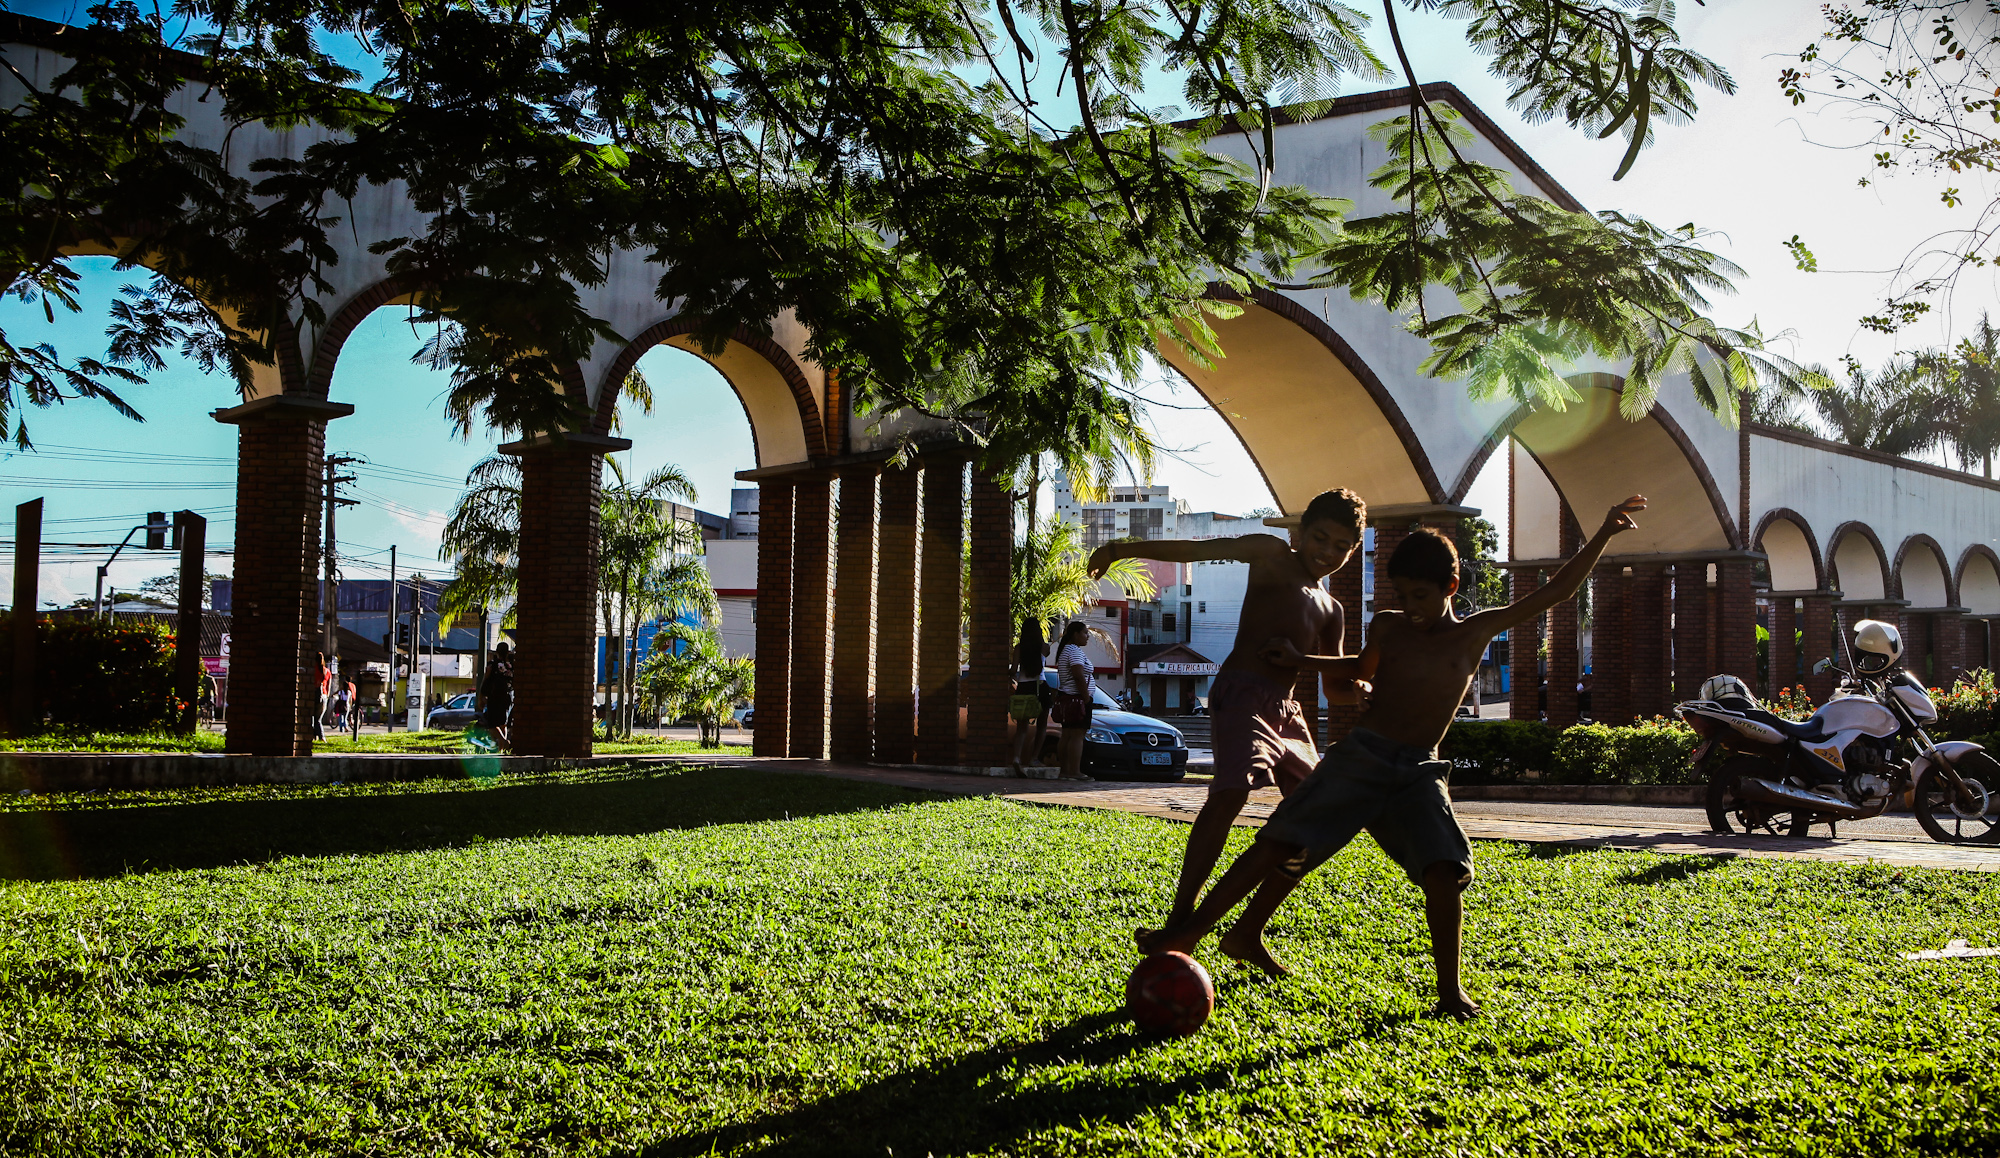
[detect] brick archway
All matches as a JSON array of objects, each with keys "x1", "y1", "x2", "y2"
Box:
[{"x1": 590, "y1": 319, "x2": 828, "y2": 466}]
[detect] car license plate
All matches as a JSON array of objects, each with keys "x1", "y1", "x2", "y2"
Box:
[{"x1": 1140, "y1": 751, "x2": 1171, "y2": 766}]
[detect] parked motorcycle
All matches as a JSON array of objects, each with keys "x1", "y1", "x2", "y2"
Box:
[{"x1": 1674, "y1": 619, "x2": 2000, "y2": 843}]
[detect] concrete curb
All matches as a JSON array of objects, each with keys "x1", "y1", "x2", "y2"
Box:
[
  {"x1": 0, "y1": 752, "x2": 686, "y2": 793},
  {"x1": 1451, "y1": 784, "x2": 1704, "y2": 805}
]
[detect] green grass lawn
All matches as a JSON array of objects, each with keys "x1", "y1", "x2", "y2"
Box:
[
  {"x1": 3, "y1": 765, "x2": 1998, "y2": 1156},
  {"x1": 0, "y1": 728, "x2": 735, "y2": 756}
]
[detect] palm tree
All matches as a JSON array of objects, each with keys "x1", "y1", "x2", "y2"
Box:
[
  {"x1": 599, "y1": 465, "x2": 715, "y2": 737},
  {"x1": 638, "y1": 621, "x2": 753, "y2": 748},
  {"x1": 1925, "y1": 313, "x2": 2000, "y2": 478},
  {"x1": 1778, "y1": 358, "x2": 1951, "y2": 458},
  {"x1": 1012, "y1": 514, "x2": 1157, "y2": 653}
]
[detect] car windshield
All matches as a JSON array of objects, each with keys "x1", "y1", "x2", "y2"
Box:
[
  {"x1": 450, "y1": 694, "x2": 474, "y2": 709},
  {"x1": 1042, "y1": 671, "x2": 1119, "y2": 710}
]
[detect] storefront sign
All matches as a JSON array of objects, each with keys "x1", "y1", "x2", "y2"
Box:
[
  {"x1": 1138, "y1": 661, "x2": 1218, "y2": 675},
  {"x1": 201, "y1": 656, "x2": 227, "y2": 676}
]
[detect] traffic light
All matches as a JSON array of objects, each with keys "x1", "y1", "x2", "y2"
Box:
[
  {"x1": 396, "y1": 621, "x2": 412, "y2": 648},
  {"x1": 144, "y1": 512, "x2": 167, "y2": 550}
]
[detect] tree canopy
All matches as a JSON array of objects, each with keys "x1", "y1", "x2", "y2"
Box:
[{"x1": 5, "y1": 0, "x2": 1801, "y2": 461}]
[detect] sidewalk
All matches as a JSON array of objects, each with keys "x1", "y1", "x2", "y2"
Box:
[{"x1": 669, "y1": 754, "x2": 2000, "y2": 873}]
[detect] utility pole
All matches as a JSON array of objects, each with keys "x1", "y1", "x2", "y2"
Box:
[
  {"x1": 320, "y1": 455, "x2": 360, "y2": 659},
  {"x1": 385, "y1": 544, "x2": 398, "y2": 732}
]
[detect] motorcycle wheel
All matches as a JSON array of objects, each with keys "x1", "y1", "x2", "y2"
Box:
[
  {"x1": 1706, "y1": 754, "x2": 1804, "y2": 836},
  {"x1": 1913, "y1": 752, "x2": 2000, "y2": 844}
]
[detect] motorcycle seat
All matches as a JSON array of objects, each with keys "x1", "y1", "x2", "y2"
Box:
[{"x1": 1739, "y1": 706, "x2": 1830, "y2": 744}]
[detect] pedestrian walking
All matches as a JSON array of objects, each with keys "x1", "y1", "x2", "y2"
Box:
[{"x1": 479, "y1": 642, "x2": 514, "y2": 752}]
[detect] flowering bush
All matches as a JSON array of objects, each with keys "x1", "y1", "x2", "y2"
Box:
[
  {"x1": 1767, "y1": 685, "x2": 1818, "y2": 723},
  {"x1": 0, "y1": 614, "x2": 179, "y2": 731},
  {"x1": 1929, "y1": 668, "x2": 1999, "y2": 742}
]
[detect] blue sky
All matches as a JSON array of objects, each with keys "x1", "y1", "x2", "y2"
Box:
[{"x1": 6, "y1": 1, "x2": 1996, "y2": 605}]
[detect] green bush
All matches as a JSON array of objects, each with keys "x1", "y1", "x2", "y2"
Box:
[
  {"x1": 1441, "y1": 718, "x2": 1697, "y2": 785},
  {"x1": 1438, "y1": 720, "x2": 1558, "y2": 784},
  {"x1": 1929, "y1": 668, "x2": 1998, "y2": 742},
  {"x1": 0, "y1": 614, "x2": 180, "y2": 732},
  {"x1": 1549, "y1": 719, "x2": 1700, "y2": 785}
]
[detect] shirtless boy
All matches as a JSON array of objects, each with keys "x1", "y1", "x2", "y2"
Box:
[
  {"x1": 1087, "y1": 489, "x2": 1367, "y2": 970},
  {"x1": 1140, "y1": 496, "x2": 1647, "y2": 1017}
]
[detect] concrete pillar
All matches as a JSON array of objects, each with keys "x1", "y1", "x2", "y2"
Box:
[
  {"x1": 1802, "y1": 593, "x2": 1836, "y2": 704},
  {"x1": 1672, "y1": 563, "x2": 1710, "y2": 703},
  {"x1": 965, "y1": 468, "x2": 1013, "y2": 766},
  {"x1": 1591, "y1": 564, "x2": 1628, "y2": 723},
  {"x1": 10, "y1": 499, "x2": 38, "y2": 738},
  {"x1": 874, "y1": 463, "x2": 920, "y2": 764},
  {"x1": 829, "y1": 466, "x2": 880, "y2": 763},
  {"x1": 1769, "y1": 596, "x2": 1798, "y2": 697},
  {"x1": 507, "y1": 432, "x2": 622, "y2": 757},
  {"x1": 788, "y1": 474, "x2": 834, "y2": 759},
  {"x1": 217, "y1": 396, "x2": 351, "y2": 756},
  {"x1": 917, "y1": 452, "x2": 965, "y2": 765},
  {"x1": 1510, "y1": 568, "x2": 1544, "y2": 721},
  {"x1": 753, "y1": 479, "x2": 795, "y2": 757},
  {"x1": 1717, "y1": 559, "x2": 1757, "y2": 683},
  {"x1": 1627, "y1": 565, "x2": 1667, "y2": 719}
]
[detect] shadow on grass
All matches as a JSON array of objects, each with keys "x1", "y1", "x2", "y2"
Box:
[
  {"x1": 0, "y1": 769, "x2": 935, "y2": 882},
  {"x1": 1616, "y1": 854, "x2": 1735, "y2": 886},
  {"x1": 647, "y1": 1007, "x2": 1409, "y2": 1157}
]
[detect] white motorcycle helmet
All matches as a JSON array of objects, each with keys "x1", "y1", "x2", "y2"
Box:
[
  {"x1": 1852, "y1": 619, "x2": 1903, "y2": 675},
  {"x1": 1699, "y1": 674, "x2": 1756, "y2": 707}
]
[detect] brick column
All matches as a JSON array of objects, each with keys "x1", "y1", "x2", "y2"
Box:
[
  {"x1": 1672, "y1": 563, "x2": 1710, "y2": 703},
  {"x1": 965, "y1": 467, "x2": 1012, "y2": 766},
  {"x1": 1800, "y1": 593, "x2": 1835, "y2": 703},
  {"x1": 789, "y1": 474, "x2": 834, "y2": 759},
  {"x1": 1934, "y1": 611, "x2": 1968, "y2": 688},
  {"x1": 1321, "y1": 543, "x2": 1366, "y2": 745},
  {"x1": 1545, "y1": 517, "x2": 1582, "y2": 728},
  {"x1": 1510, "y1": 569, "x2": 1544, "y2": 721},
  {"x1": 506, "y1": 432, "x2": 622, "y2": 757},
  {"x1": 830, "y1": 466, "x2": 880, "y2": 762},
  {"x1": 1627, "y1": 565, "x2": 1667, "y2": 719},
  {"x1": 217, "y1": 396, "x2": 351, "y2": 756},
  {"x1": 1769, "y1": 596, "x2": 1798, "y2": 698},
  {"x1": 917, "y1": 452, "x2": 966, "y2": 765},
  {"x1": 1717, "y1": 560, "x2": 1757, "y2": 683},
  {"x1": 874, "y1": 463, "x2": 920, "y2": 764},
  {"x1": 753, "y1": 479, "x2": 795, "y2": 757},
  {"x1": 1591, "y1": 564, "x2": 1628, "y2": 723}
]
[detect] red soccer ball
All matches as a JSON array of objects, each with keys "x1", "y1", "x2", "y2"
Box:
[{"x1": 1125, "y1": 951, "x2": 1216, "y2": 1037}]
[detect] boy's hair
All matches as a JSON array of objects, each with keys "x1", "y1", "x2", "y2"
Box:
[
  {"x1": 1300, "y1": 488, "x2": 1366, "y2": 533},
  {"x1": 1387, "y1": 527, "x2": 1459, "y2": 588}
]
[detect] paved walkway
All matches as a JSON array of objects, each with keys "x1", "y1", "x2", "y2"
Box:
[{"x1": 670, "y1": 754, "x2": 2000, "y2": 873}]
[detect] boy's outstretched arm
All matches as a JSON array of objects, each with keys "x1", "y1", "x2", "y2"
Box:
[
  {"x1": 1087, "y1": 534, "x2": 1290, "y2": 577},
  {"x1": 1472, "y1": 496, "x2": 1647, "y2": 641},
  {"x1": 1260, "y1": 636, "x2": 1377, "y2": 685}
]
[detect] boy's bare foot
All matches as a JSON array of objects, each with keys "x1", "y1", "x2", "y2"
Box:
[
  {"x1": 1430, "y1": 992, "x2": 1480, "y2": 1020},
  {"x1": 1133, "y1": 924, "x2": 1200, "y2": 956},
  {"x1": 1218, "y1": 926, "x2": 1290, "y2": 978}
]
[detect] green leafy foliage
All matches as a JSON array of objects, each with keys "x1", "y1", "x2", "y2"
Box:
[
  {"x1": 4, "y1": 767, "x2": 2000, "y2": 1154},
  {"x1": 1438, "y1": 717, "x2": 1557, "y2": 782},
  {"x1": 1547, "y1": 717, "x2": 1699, "y2": 785},
  {"x1": 0, "y1": 613, "x2": 178, "y2": 731},
  {"x1": 7, "y1": 0, "x2": 1769, "y2": 471},
  {"x1": 1928, "y1": 667, "x2": 1999, "y2": 743},
  {"x1": 636, "y1": 622, "x2": 753, "y2": 749}
]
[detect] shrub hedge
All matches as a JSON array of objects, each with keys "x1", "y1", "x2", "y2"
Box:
[
  {"x1": 1443, "y1": 717, "x2": 1698, "y2": 785},
  {"x1": 0, "y1": 614, "x2": 179, "y2": 731}
]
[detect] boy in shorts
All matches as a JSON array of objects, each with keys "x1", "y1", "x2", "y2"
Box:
[
  {"x1": 1140, "y1": 495, "x2": 1647, "y2": 1017},
  {"x1": 1088, "y1": 489, "x2": 1368, "y2": 972}
]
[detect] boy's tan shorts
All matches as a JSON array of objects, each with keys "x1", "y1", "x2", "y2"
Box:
[
  {"x1": 1209, "y1": 671, "x2": 1317, "y2": 794},
  {"x1": 1259, "y1": 727, "x2": 1474, "y2": 888}
]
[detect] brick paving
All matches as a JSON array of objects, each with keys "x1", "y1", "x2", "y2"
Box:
[{"x1": 667, "y1": 754, "x2": 2000, "y2": 873}]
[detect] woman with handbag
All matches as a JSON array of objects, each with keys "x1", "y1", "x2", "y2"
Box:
[
  {"x1": 1010, "y1": 618, "x2": 1050, "y2": 775},
  {"x1": 1053, "y1": 620, "x2": 1096, "y2": 781}
]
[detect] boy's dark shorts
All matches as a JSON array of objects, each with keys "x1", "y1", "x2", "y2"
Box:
[{"x1": 1258, "y1": 727, "x2": 1474, "y2": 889}]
